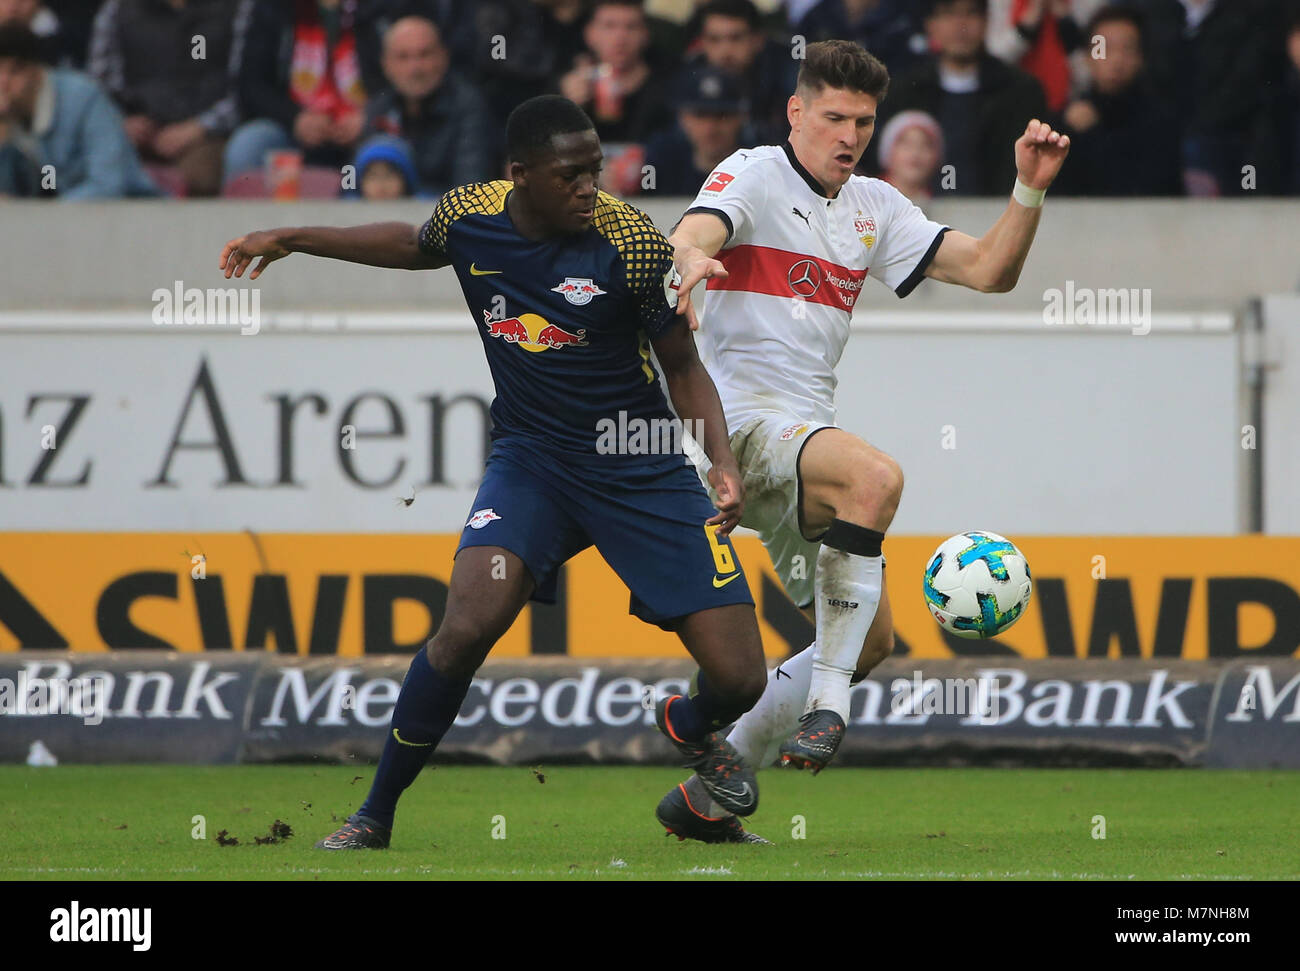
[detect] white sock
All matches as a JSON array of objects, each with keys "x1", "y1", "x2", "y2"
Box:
[
  {"x1": 696, "y1": 645, "x2": 816, "y2": 818},
  {"x1": 729, "y1": 644, "x2": 815, "y2": 767},
  {"x1": 806, "y1": 537, "x2": 883, "y2": 720}
]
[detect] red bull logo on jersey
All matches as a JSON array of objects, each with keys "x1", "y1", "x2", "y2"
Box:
[
  {"x1": 466, "y1": 507, "x2": 501, "y2": 529},
  {"x1": 481, "y1": 310, "x2": 589, "y2": 353},
  {"x1": 550, "y1": 277, "x2": 607, "y2": 307}
]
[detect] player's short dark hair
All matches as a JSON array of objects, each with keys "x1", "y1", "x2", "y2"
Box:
[
  {"x1": 505, "y1": 95, "x2": 595, "y2": 165},
  {"x1": 1086, "y1": 4, "x2": 1146, "y2": 39},
  {"x1": 0, "y1": 22, "x2": 43, "y2": 64},
  {"x1": 796, "y1": 39, "x2": 890, "y2": 102},
  {"x1": 695, "y1": 0, "x2": 762, "y2": 33}
]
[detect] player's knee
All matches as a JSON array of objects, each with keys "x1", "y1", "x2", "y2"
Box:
[
  {"x1": 708, "y1": 664, "x2": 766, "y2": 717},
  {"x1": 425, "y1": 618, "x2": 497, "y2": 677},
  {"x1": 862, "y1": 451, "x2": 903, "y2": 505},
  {"x1": 844, "y1": 451, "x2": 903, "y2": 520},
  {"x1": 740, "y1": 666, "x2": 768, "y2": 711}
]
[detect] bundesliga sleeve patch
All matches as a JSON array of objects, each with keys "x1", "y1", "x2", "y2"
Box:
[
  {"x1": 699, "y1": 170, "x2": 734, "y2": 195},
  {"x1": 662, "y1": 266, "x2": 682, "y2": 307}
]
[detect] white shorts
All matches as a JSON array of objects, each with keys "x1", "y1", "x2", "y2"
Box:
[{"x1": 697, "y1": 414, "x2": 836, "y2": 609}]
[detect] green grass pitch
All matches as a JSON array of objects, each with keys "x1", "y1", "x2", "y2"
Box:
[{"x1": 3, "y1": 765, "x2": 1297, "y2": 880}]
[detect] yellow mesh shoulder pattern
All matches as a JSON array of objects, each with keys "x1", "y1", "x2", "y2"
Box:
[
  {"x1": 421, "y1": 180, "x2": 513, "y2": 255},
  {"x1": 589, "y1": 190, "x2": 672, "y2": 296}
]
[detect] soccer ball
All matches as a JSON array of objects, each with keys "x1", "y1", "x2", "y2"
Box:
[{"x1": 922, "y1": 531, "x2": 1032, "y2": 639}]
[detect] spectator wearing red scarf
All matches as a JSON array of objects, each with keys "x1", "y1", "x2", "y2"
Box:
[
  {"x1": 223, "y1": 0, "x2": 389, "y2": 181},
  {"x1": 877, "y1": 0, "x2": 1046, "y2": 194},
  {"x1": 987, "y1": 0, "x2": 1104, "y2": 111}
]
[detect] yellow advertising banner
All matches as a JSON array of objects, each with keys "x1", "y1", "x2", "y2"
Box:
[{"x1": 0, "y1": 533, "x2": 1297, "y2": 659}]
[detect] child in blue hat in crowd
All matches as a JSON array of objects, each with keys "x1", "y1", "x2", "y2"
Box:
[{"x1": 352, "y1": 134, "x2": 424, "y2": 200}]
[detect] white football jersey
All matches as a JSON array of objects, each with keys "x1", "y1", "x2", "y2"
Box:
[{"x1": 685, "y1": 143, "x2": 949, "y2": 431}]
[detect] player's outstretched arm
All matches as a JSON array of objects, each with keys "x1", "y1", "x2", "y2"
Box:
[
  {"x1": 925, "y1": 119, "x2": 1070, "y2": 294},
  {"x1": 651, "y1": 320, "x2": 744, "y2": 536},
  {"x1": 667, "y1": 213, "x2": 730, "y2": 332},
  {"x1": 219, "y1": 222, "x2": 447, "y2": 280}
]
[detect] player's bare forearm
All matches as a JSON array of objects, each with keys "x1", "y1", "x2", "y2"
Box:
[
  {"x1": 666, "y1": 366, "x2": 744, "y2": 534},
  {"x1": 984, "y1": 197, "x2": 1045, "y2": 290},
  {"x1": 279, "y1": 223, "x2": 442, "y2": 269},
  {"x1": 219, "y1": 222, "x2": 445, "y2": 280},
  {"x1": 925, "y1": 119, "x2": 1068, "y2": 294},
  {"x1": 652, "y1": 322, "x2": 744, "y2": 532},
  {"x1": 667, "y1": 213, "x2": 730, "y2": 331},
  {"x1": 663, "y1": 365, "x2": 733, "y2": 470},
  {"x1": 668, "y1": 212, "x2": 728, "y2": 262},
  {"x1": 930, "y1": 199, "x2": 1044, "y2": 293}
]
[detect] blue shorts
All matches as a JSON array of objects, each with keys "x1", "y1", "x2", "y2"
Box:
[{"x1": 457, "y1": 438, "x2": 753, "y2": 629}]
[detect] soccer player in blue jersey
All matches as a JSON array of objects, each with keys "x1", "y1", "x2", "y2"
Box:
[{"x1": 219, "y1": 95, "x2": 770, "y2": 848}]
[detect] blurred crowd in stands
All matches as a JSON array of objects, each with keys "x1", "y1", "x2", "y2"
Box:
[{"x1": 1, "y1": 0, "x2": 1299, "y2": 201}]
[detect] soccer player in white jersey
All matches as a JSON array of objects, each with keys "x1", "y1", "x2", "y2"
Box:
[{"x1": 653, "y1": 38, "x2": 1070, "y2": 843}]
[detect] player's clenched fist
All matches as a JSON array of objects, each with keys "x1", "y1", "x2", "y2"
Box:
[
  {"x1": 220, "y1": 230, "x2": 290, "y2": 280},
  {"x1": 1014, "y1": 119, "x2": 1070, "y2": 191},
  {"x1": 706, "y1": 460, "x2": 745, "y2": 537}
]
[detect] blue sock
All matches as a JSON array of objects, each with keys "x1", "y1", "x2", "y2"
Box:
[
  {"x1": 664, "y1": 671, "x2": 736, "y2": 743},
  {"x1": 358, "y1": 651, "x2": 471, "y2": 830}
]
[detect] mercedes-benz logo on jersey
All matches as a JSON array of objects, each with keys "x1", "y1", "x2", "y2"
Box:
[
  {"x1": 787, "y1": 259, "x2": 822, "y2": 297},
  {"x1": 551, "y1": 277, "x2": 606, "y2": 306}
]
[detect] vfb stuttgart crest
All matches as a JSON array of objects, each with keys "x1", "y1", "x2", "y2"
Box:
[
  {"x1": 855, "y1": 213, "x2": 876, "y2": 249},
  {"x1": 551, "y1": 277, "x2": 606, "y2": 306}
]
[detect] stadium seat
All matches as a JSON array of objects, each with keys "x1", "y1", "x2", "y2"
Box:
[
  {"x1": 300, "y1": 167, "x2": 344, "y2": 199},
  {"x1": 143, "y1": 164, "x2": 188, "y2": 199},
  {"x1": 221, "y1": 171, "x2": 269, "y2": 198},
  {"x1": 221, "y1": 167, "x2": 342, "y2": 200}
]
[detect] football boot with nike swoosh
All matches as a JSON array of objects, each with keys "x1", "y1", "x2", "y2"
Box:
[{"x1": 655, "y1": 695, "x2": 758, "y2": 816}]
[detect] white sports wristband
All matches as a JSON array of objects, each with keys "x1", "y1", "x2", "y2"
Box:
[{"x1": 1013, "y1": 178, "x2": 1046, "y2": 208}]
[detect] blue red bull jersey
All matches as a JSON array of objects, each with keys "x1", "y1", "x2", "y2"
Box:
[{"x1": 418, "y1": 180, "x2": 682, "y2": 462}]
